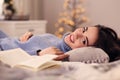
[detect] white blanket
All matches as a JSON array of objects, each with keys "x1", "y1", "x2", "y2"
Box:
[{"x1": 0, "y1": 60, "x2": 120, "y2": 80}]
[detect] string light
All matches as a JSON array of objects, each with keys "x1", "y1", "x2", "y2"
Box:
[{"x1": 55, "y1": 0, "x2": 89, "y2": 38}]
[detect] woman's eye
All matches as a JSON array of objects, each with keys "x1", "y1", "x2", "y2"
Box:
[
  {"x1": 82, "y1": 27, "x2": 87, "y2": 33},
  {"x1": 82, "y1": 39, "x2": 86, "y2": 45}
]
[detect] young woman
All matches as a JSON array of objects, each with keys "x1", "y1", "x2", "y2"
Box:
[
  {"x1": 0, "y1": 24, "x2": 120, "y2": 62},
  {"x1": 19, "y1": 25, "x2": 120, "y2": 62}
]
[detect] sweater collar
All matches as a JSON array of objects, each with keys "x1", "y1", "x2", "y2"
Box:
[{"x1": 57, "y1": 32, "x2": 72, "y2": 53}]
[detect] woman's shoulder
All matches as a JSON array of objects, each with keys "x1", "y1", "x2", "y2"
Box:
[
  {"x1": 36, "y1": 33, "x2": 58, "y2": 38},
  {"x1": 40, "y1": 33, "x2": 55, "y2": 36},
  {"x1": 27, "y1": 33, "x2": 59, "y2": 41}
]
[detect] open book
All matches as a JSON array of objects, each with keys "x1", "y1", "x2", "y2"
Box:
[{"x1": 0, "y1": 48, "x2": 61, "y2": 71}]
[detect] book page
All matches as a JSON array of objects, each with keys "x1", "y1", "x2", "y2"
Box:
[
  {"x1": 0, "y1": 48, "x2": 61, "y2": 71},
  {"x1": 17, "y1": 60, "x2": 62, "y2": 71},
  {"x1": 0, "y1": 48, "x2": 31, "y2": 67},
  {"x1": 16, "y1": 54, "x2": 59, "y2": 70},
  {"x1": 37, "y1": 61, "x2": 62, "y2": 71}
]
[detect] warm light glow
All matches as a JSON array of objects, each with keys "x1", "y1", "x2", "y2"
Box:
[
  {"x1": 59, "y1": 27, "x2": 64, "y2": 33},
  {"x1": 55, "y1": 0, "x2": 88, "y2": 38}
]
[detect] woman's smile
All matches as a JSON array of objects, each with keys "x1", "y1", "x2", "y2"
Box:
[
  {"x1": 70, "y1": 34, "x2": 74, "y2": 43},
  {"x1": 64, "y1": 27, "x2": 99, "y2": 49}
]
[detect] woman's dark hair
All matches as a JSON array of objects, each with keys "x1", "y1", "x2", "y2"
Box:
[{"x1": 93, "y1": 24, "x2": 120, "y2": 62}]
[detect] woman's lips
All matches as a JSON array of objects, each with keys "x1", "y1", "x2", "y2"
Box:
[{"x1": 69, "y1": 34, "x2": 74, "y2": 43}]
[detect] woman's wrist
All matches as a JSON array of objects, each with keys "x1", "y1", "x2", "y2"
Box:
[{"x1": 36, "y1": 49, "x2": 41, "y2": 55}]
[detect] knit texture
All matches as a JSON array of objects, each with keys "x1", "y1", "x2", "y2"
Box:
[
  {"x1": 0, "y1": 32, "x2": 72, "y2": 55},
  {"x1": 56, "y1": 32, "x2": 72, "y2": 52}
]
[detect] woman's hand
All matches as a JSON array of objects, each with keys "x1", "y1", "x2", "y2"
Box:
[
  {"x1": 19, "y1": 32, "x2": 33, "y2": 42},
  {"x1": 38, "y1": 47, "x2": 69, "y2": 61},
  {"x1": 38, "y1": 47, "x2": 64, "y2": 56},
  {"x1": 54, "y1": 54, "x2": 69, "y2": 61}
]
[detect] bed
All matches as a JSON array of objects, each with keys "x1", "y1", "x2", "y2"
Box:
[
  {"x1": 0, "y1": 60, "x2": 120, "y2": 80},
  {"x1": 0, "y1": 47, "x2": 120, "y2": 80}
]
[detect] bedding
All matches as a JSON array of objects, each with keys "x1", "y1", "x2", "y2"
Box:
[
  {"x1": 0, "y1": 60, "x2": 120, "y2": 80},
  {"x1": 68, "y1": 47, "x2": 109, "y2": 63}
]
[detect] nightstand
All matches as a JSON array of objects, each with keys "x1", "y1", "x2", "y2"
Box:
[{"x1": 0, "y1": 20, "x2": 47, "y2": 37}]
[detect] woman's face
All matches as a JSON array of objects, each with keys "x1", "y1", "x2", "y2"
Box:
[{"x1": 64, "y1": 27, "x2": 99, "y2": 49}]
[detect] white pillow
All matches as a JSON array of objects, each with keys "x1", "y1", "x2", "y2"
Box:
[{"x1": 65, "y1": 47, "x2": 109, "y2": 63}]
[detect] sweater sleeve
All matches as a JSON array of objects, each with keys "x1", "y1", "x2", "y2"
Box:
[{"x1": 0, "y1": 30, "x2": 9, "y2": 38}]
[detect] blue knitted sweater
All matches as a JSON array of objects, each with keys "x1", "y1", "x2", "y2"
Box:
[{"x1": 0, "y1": 33, "x2": 72, "y2": 55}]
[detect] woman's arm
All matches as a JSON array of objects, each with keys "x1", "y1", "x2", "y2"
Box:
[
  {"x1": 37, "y1": 47, "x2": 64, "y2": 56},
  {"x1": 37, "y1": 47, "x2": 69, "y2": 61}
]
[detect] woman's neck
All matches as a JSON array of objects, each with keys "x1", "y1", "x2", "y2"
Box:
[{"x1": 56, "y1": 32, "x2": 72, "y2": 53}]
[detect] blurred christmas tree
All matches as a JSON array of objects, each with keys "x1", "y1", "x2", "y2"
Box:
[{"x1": 55, "y1": 0, "x2": 88, "y2": 38}]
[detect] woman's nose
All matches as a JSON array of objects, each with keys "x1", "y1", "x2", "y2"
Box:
[{"x1": 77, "y1": 32, "x2": 83, "y2": 39}]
